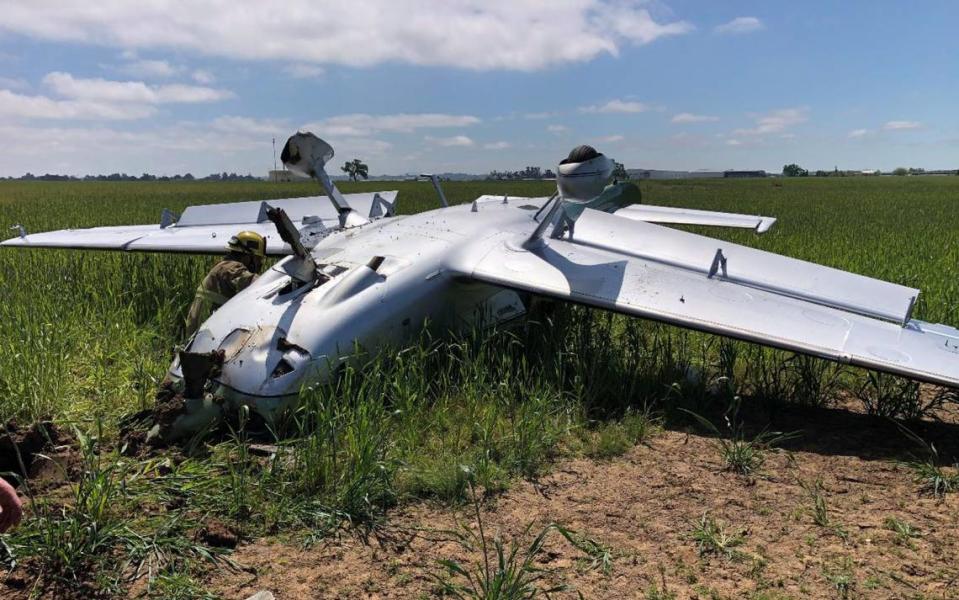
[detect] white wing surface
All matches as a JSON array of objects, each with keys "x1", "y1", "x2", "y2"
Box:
[
  {"x1": 456, "y1": 208, "x2": 959, "y2": 387},
  {"x1": 616, "y1": 204, "x2": 776, "y2": 233},
  {"x1": 1, "y1": 191, "x2": 397, "y2": 255}
]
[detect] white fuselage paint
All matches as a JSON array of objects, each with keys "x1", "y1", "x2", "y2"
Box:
[{"x1": 173, "y1": 195, "x2": 546, "y2": 417}]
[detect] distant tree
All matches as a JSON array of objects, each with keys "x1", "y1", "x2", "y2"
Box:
[
  {"x1": 612, "y1": 161, "x2": 629, "y2": 180},
  {"x1": 340, "y1": 158, "x2": 369, "y2": 181},
  {"x1": 892, "y1": 167, "x2": 909, "y2": 176},
  {"x1": 782, "y1": 163, "x2": 808, "y2": 177},
  {"x1": 520, "y1": 166, "x2": 542, "y2": 179}
]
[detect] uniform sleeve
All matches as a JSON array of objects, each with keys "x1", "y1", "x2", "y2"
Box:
[{"x1": 227, "y1": 264, "x2": 258, "y2": 294}]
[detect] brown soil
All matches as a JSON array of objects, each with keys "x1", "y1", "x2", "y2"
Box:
[
  {"x1": 152, "y1": 381, "x2": 187, "y2": 430},
  {"x1": 206, "y1": 406, "x2": 959, "y2": 600},
  {"x1": 0, "y1": 420, "x2": 78, "y2": 491},
  {"x1": 198, "y1": 519, "x2": 241, "y2": 549}
]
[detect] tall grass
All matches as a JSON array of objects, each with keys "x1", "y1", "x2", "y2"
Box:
[
  {"x1": 3, "y1": 177, "x2": 959, "y2": 594},
  {"x1": 4, "y1": 177, "x2": 959, "y2": 425}
]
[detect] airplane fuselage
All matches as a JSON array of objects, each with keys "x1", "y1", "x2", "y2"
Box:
[{"x1": 170, "y1": 195, "x2": 548, "y2": 426}]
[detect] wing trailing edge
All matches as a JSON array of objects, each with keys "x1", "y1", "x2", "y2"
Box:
[{"x1": 615, "y1": 204, "x2": 776, "y2": 233}]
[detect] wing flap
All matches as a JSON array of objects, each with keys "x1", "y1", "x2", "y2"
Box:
[
  {"x1": 463, "y1": 235, "x2": 959, "y2": 387},
  {"x1": 615, "y1": 204, "x2": 776, "y2": 233},
  {"x1": 572, "y1": 209, "x2": 917, "y2": 324}
]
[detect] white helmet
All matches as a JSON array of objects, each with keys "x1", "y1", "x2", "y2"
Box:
[{"x1": 556, "y1": 145, "x2": 614, "y2": 201}]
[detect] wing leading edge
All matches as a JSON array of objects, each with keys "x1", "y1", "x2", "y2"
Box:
[
  {"x1": 0, "y1": 191, "x2": 398, "y2": 255},
  {"x1": 456, "y1": 210, "x2": 959, "y2": 388}
]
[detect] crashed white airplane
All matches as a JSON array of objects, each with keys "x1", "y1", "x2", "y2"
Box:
[{"x1": 4, "y1": 133, "x2": 959, "y2": 439}]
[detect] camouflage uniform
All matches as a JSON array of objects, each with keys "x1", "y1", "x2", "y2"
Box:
[{"x1": 184, "y1": 257, "x2": 258, "y2": 336}]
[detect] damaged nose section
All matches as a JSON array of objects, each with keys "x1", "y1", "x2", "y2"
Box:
[
  {"x1": 181, "y1": 350, "x2": 224, "y2": 398},
  {"x1": 148, "y1": 350, "x2": 227, "y2": 443},
  {"x1": 152, "y1": 327, "x2": 312, "y2": 443}
]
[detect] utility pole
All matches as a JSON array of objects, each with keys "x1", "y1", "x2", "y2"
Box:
[{"x1": 272, "y1": 137, "x2": 277, "y2": 171}]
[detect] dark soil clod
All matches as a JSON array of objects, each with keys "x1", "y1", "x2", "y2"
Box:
[
  {"x1": 0, "y1": 420, "x2": 68, "y2": 485},
  {"x1": 197, "y1": 519, "x2": 240, "y2": 549}
]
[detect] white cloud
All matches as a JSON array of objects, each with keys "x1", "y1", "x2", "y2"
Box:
[
  {"x1": 0, "y1": 77, "x2": 29, "y2": 91},
  {"x1": 0, "y1": 89, "x2": 155, "y2": 120},
  {"x1": 192, "y1": 70, "x2": 215, "y2": 84},
  {"x1": 0, "y1": 1, "x2": 692, "y2": 71},
  {"x1": 211, "y1": 116, "x2": 288, "y2": 136},
  {"x1": 283, "y1": 64, "x2": 325, "y2": 79},
  {"x1": 848, "y1": 128, "x2": 870, "y2": 138},
  {"x1": 547, "y1": 124, "x2": 568, "y2": 133},
  {"x1": 0, "y1": 119, "x2": 392, "y2": 176},
  {"x1": 523, "y1": 111, "x2": 556, "y2": 120},
  {"x1": 671, "y1": 112, "x2": 718, "y2": 123},
  {"x1": 304, "y1": 113, "x2": 480, "y2": 137},
  {"x1": 43, "y1": 71, "x2": 232, "y2": 103},
  {"x1": 330, "y1": 138, "x2": 393, "y2": 157},
  {"x1": 580, "y1": 99, "x2": 648, "y2": 114},
  {"x1": 594, "y1": 3, "x2": 694, "y2": 44},
  {"x1": 883, "y1": 120, "x2": 922, "y2": 131},
  {"x1": 594, "y1": 134, "x2": 624, "y2": 143},
  {"x1": 118, "y1": 59, "x2": 180, "y2": 78},
  {"x1": 726, "y1": 139, "x2": 742, "y2": 146},
  {"x1": 733, "y1": 107, "x2": 807, "y2": 136},
  {"x1": 426, "y1": 135, "x2": 474, "y2": 147},
  {"x1": 715, "y1": 17, "x2": 764, "y2": 35},
  {"x1": 484, "y1": 141, "x2": 511, "y2": 149}
]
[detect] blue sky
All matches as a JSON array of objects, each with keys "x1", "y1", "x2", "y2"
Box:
[{"x1": 0, "y1": 0, "x2": 956, "y2": 176}]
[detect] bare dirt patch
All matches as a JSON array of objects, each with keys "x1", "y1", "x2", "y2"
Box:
[
  {"x1": 207, "y1": 408, "x2": 959, "y2": 599},
  {"x1": 0, "y1": 420, "x2": 79, "y2": 492},
  {"x1": 198, "y1": 519, "x2": 241, "y2": 550}
]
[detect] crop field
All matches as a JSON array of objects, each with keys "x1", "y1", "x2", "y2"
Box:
[{"x1": 1, "y1": 176, "x2": 959, "y2": 598}]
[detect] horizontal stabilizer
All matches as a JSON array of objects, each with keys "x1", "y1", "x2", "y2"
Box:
[{"x1": 616, "y1": 204, "x2": 776, "y2": 233}]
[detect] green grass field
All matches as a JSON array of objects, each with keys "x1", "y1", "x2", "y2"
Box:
[{"x1": 1, "y1": 176, "x2": 958, "y2": 597}]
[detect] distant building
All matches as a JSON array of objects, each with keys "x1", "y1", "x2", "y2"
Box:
[
  {"x1": 723, "y1": 170, "x2": 767, "y2": 178},
  {"x1": 268, "y1": 169, "x2": 308, "y2": 182}
]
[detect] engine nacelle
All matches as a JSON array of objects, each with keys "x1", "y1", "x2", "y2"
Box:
[{"x1": 556, "y1": 145, "x2": 614, "y2": 201}]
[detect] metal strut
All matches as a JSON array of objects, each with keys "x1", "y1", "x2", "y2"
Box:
[{"x1": 708, "y1": 248, "x2": 728, "y2": 278}]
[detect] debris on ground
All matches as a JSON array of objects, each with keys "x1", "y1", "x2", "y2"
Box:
[
  {"x1": 197, "y1": 519, "x2": 240, "y2": 549},
  {"x1": 0, "y1": 420, "x2": 73, "y2": 487},
  {"x1": 152, "y1": 380, "x2": 187, "y2": 432}
]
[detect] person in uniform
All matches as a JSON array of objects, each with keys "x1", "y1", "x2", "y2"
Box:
[{"x1": 184, "y1": 231, "x2": 266, "y2": 336}]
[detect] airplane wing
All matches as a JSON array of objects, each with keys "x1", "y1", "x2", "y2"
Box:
[
  {"x1": 615, "y1": 204, "x2": 776, "y2": 233},
  {"x1": 0, "y1": 191, "x2": 397, "y2": 256},
  {"x1": 454, "y1": 208, "x2": 959, "y2": 387}
]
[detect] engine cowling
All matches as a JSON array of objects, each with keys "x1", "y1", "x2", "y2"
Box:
[{"x1": 556, "y1": 145, "x2": 614, "y2": 201}]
